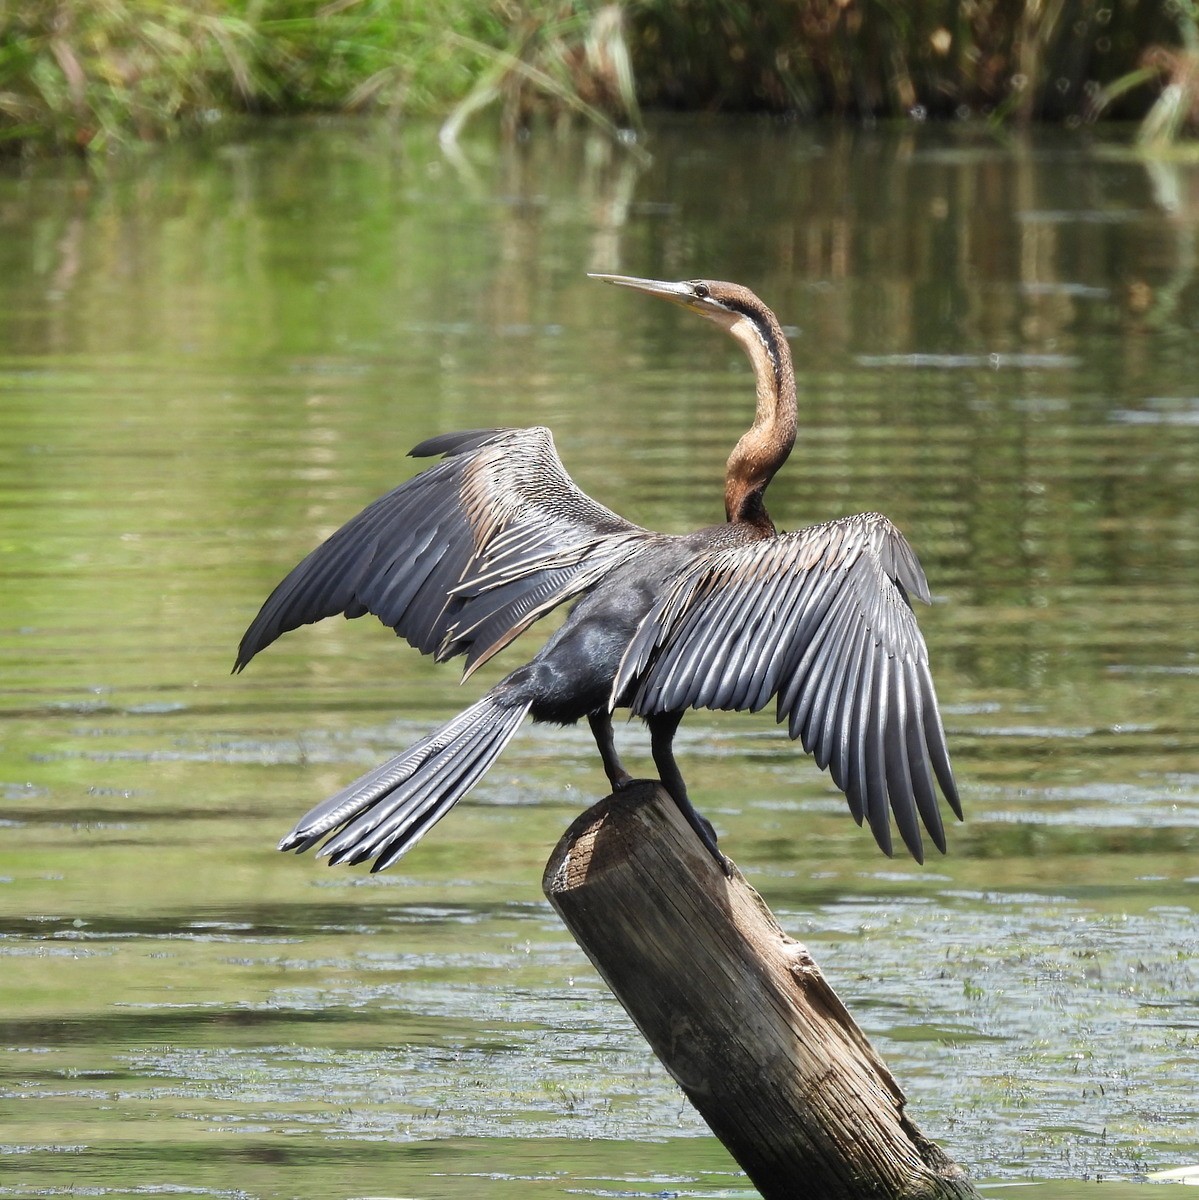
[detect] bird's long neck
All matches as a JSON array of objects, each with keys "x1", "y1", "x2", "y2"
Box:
[{"x1": 723, "y1": 306, "x2": 797, "y2": 536}]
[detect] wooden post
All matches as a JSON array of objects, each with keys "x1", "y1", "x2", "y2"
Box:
[{"x1": 542, "y1": 782, "x2": 980, "y2": 1200}]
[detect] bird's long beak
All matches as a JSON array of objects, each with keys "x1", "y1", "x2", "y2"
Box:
[{"x1": 588, "y1": 273, "x2": 702, "y2": 309}]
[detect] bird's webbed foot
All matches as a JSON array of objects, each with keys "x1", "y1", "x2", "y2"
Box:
[
  {"x1": 682, "y1": 800, "x2": 734, "y2": 878},
  {"x1": 694, "y1": 809, "x2": 719, "y2": 852}
]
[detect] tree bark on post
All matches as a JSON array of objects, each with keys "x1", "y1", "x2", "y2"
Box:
[{"x1": 542, "y1": 781, "x2": 980, "y2": 1200}]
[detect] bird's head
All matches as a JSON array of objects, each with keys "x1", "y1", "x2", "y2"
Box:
[
  {"x1": 589, "y1": 274, "x2": 759, "y2": 336},
  {"x1": 590, "y1": 273, "x2": 792, "y2": 399}
]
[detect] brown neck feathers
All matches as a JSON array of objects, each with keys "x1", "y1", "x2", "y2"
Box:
[{"x1": 722, "y1": 299, "x2": 797, "y2": 536}]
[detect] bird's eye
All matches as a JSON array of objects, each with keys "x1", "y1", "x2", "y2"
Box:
[{"x1": 693, "y1": 282, "x2": 710, "y2": 299}]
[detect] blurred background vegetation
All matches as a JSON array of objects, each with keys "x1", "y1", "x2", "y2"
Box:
[{"x1": 1, "y1": 0, "x2": 1197, "y2": 156}]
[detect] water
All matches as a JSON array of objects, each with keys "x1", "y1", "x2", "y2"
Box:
[{"x1": 1, "y1": 118, "x2": 1197, "y2": 1197}]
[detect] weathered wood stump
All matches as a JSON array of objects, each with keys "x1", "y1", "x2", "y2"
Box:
[{"x1": 542, "y1": 781, "x2": 979, "y2": 1200}]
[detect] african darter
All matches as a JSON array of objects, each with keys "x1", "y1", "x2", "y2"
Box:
[{"x1": 235, "y1": 275, "x2": 961, "y2": 875}]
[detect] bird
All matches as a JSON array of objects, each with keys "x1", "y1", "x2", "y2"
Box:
[{"x1": 235, "y1": 274, "x2": 961, "y2": 876}]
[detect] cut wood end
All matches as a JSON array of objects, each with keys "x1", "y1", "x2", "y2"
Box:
[{"x1": 543, "y1": 780, "x2": 732, "y2": 895}]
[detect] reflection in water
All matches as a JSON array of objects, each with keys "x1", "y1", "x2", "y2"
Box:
[{"x1": 0, "y1": 119, "x2": 1196, "y2": 1197}]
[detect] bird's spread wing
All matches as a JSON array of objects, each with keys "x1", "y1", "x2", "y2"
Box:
[
  {"x1": 611, "y1": 513, "x2": 961, "y2": 861},
  {"x1": 235, "y1": 427, "x2": 651, "y2": 675}
]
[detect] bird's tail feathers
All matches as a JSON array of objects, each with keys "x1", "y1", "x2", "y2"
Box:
[{"x1": 278, "y1": 692, "x2": 531, "y2": 872}]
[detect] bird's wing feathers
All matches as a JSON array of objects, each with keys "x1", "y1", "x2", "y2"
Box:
[
  {"x1": 235, "y1": 426, "x2": 650, "y2": 674},
  {"x1": 612, "y1": 513, "x2": 960, "y2": 861}
]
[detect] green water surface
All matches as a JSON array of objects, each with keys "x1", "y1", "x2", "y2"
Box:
[{"x1": 1, "y1": 119, "x2": 1196, "y2": 1197}]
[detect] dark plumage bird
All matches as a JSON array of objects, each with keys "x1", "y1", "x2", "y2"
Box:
[{"x1": 235, "y1": 274, "x2": 961, "y2": 875}]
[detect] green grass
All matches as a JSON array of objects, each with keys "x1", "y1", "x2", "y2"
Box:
[
  {"x1": 0, "y1": 0, "x2": 508, "y2": 153},
  {"x1": 1, "y1": 0, "x2": 1196, "y2": 155}
]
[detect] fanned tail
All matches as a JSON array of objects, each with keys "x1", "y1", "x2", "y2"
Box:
[{"x1": 278, "y1": 692, "x2": 531, "y2": 872}]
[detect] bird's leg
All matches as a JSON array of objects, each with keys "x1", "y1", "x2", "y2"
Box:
[
  {"x1": 588, "y1": 712, "x2": 633, "y2": 791},
  {"x1": 648, "y1": 713, "x2": 732, "y2": 877}
]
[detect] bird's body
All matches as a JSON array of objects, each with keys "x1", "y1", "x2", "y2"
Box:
[
  {"x1": 237, "y1": 276, "x2": 961, "y2": 873},
  {"x1": 517, "y1": 523, "x2": 752, "y2": 720}
]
